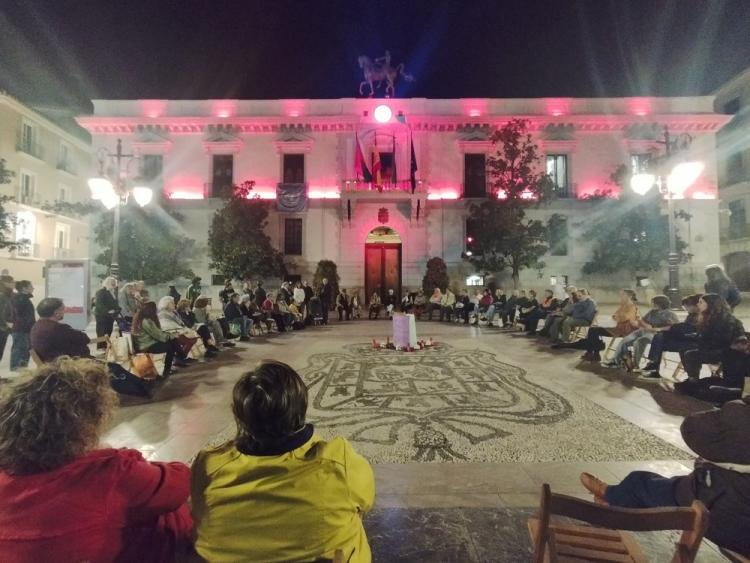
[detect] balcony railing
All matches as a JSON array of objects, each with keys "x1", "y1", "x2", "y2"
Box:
[
  {"x1": 16, "y1": 134, "x2": 44, "y2": 160},
  {"x1": 342, "y1": 179, "x2": 424, "y2": 193},
  {"x1": 15, "y1": 187, "x2": 40, "y2": 207},
  {"x1": 56, "y1": 158, "x2": 77, "y2": 175},
  {"x1": 13, "y1": 243, "x2": 40, "y2": 258}
]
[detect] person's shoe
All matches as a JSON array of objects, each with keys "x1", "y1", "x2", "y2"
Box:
[
  {"x1": 659, "y1": 379, "x2": 676, "y2": 392},
  {"x1": 590, "y1": 351, "x2": 602, "y2": 362},
  {"x1": 641, "y1": 371, "x2": 661, "y2": 379},
  {"x1": 184, "y1": 357, "x2": 199, "y2": 363},
  {"x1": 222, "y1": 341, "x2": 236, "y2": 347},
  {"x1": 174, "y1": 359, "x2": 190, "y2": 368},
  {"x1": 643, "y1": 361, "x2": 659, "y2": 372},
  {"x1": 601, "y1": 359, "x2": 620, "y2": 368},
  {"x1": 623, "y1": 353, "x2": 636, "y2": 373},
  {"x1": 239, "y1": 336, "x2": 250, "y2": 342},
  {"x1": 205, "y1": 350, "x2": 219, "y2": 359},
  {"x1": 580, "y1": 472, "x2": 609, "y2": 504},
  {"x1": 581, "y1": 351, "x2": 593, "y2": 361}
]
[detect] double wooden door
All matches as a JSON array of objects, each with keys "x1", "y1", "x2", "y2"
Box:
[{"x1": 365, "y1": 243, "x2": 402, "y2": 305}]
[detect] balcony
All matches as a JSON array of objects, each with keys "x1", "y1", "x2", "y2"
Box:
[
  {"x1": 56, "y1": 158, "x2": 77, "y2": 175},
  {"x1": 16, "y1": 135, "x2": 44, "y2": 160},
  {"x1": 342, "y1": 179, "x2": 423, "y2": 194},
  {"x1": 15, "y1": 187, "x2": 41, "y2": 207},
  {"x1": 13, "y1": 243, "x2": 40, "y2": 259},
  {"x1": 53, "y1": 247, "x2": 73, "y2": 259}
]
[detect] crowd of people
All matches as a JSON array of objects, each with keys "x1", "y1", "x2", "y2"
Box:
[{"x1": 0, "y1": 264, "x2": 747, "y2": 560}]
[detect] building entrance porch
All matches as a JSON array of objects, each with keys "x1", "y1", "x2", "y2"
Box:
[{"x1": 365, "y1": 227, "x2": 402, "y2": 305}]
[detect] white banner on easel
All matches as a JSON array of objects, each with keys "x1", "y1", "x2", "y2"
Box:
[{"x1": 392, "y1": 313, "x2": 418, "y2": 349}]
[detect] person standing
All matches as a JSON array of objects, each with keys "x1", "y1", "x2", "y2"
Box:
[
  {"x1": 10, "y1": 280, "x2": 34, "y2": 370},
  {"x1": 168, "y1": 285, "x2": 182, "y2": 304},
  {"x1": 94, "y1": 277, "x2": 120, "y2": 348},
  {"x1": 117, "y1": 282, "x2": 140, "y2": 324},
  {"x1": 0, "y1": 275, "x2": 14, "y2": 362},
  {"x1": 254, "y1": 281, "x2": 267, "y2": 308},
  {"x1": 704, "y1": 264, "x2": 742, "y2": 311},
  {"x1": 336, "y1": 289, "x2": 350, "y2": 321},
  {"x1": 319, "y1": 278, "x2": 332, "y2": 325},
  {"x1": 186, "y1": 277, "x2": 202, "y2": 307},
  {"x1": 219, "y1": 280, "x2": 236, "y2": 305}
]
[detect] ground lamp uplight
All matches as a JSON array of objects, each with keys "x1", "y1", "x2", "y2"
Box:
[{"x1": 88, "y1": 139, "x2": 153, "y2": 279}]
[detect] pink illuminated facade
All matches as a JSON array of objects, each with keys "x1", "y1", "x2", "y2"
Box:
[{"x1": 78, "y1": 97, "x2": 730, "y2": 297}]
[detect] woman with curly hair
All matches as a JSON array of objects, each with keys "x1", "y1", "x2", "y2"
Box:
[{"x1": 0, "y1": 357, "x2": 193, "y2": 562}]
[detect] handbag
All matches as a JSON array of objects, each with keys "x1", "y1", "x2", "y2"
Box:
[
  {"x1": 130, "y1": 353, "x2": 160, "y2": 380},
  {"x1": 108, "y1": 361, "x2": 154, "y2": 397},
  {"x1": 106, "y1": 334, "x2": 132, "y2": 365}
]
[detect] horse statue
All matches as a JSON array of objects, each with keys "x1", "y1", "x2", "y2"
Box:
[{"x1": 358, "y1": 51, "x2": 415, "y2": 98}]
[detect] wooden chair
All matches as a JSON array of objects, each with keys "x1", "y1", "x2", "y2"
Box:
[{"x1": 528, "y1": 484, "x2": 709, "y2": 563}]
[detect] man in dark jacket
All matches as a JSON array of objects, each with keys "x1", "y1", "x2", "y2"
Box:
[
  {"x1": 580, "y1": 384, "x2": 750, "y2": 556},
  {"x1": 319, "y1": 278, "x2": 332, "y2": 325},
  {"x1": 0, "y1": 274, "x2": 14, "y2": 361},
  {"x1": 10, "y1": 280, "x2": 35, "y2": 370},
  {"x1": 254, "y1": 281, "x2": 266, "y2": 308},
  {"x1": 94, "y1": 277, "x2": 119, "y2": 348}
]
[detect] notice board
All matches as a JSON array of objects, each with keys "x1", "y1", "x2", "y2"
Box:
[{"x1": 45, "y1": 260, "x2": 90, "y2": 330}]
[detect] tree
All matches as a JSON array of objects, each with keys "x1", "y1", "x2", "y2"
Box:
[
  {"x1": 313, "y1": 260, "x2": 340, "y2": 303},
  {"x1": 94, "y1": 203, "x2": 196, "y2": 284},
  {"x1": 422, "y1": 256, "x2": 450, "y2": 294},
  {"x1": 464, "y1": 119, "x2": 555, "y2": 287},
  {"x1": 581, "y1": 165, "x2": 689, "y2": 276},
  {"x1": 208, "y1": 181, "x2": 286, "y2": 281},
  {"x1": 0, "y1": 158, "x2": 20, "y2": 251}
]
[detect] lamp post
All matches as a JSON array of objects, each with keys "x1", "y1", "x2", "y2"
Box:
[
  {"x1": 630, "y1": 127, "x2": 703, "y2": 308},
  {"x1": 88, "y1": 139, "x2": 153, "y2": 280}
]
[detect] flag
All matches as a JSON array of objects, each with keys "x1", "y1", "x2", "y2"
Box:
[
  {"x1": 410, "y1": 131, "x2": 418, "y2": 193},
  {"x1": 354, "y1": 133, "x2": 372, "y2": 182},
  {"x1": 391, "y1": 133, "x2": 397, "y2": 185},
  {"x1": 372, "y1": 136, "x2": 382, "y2": 186}
]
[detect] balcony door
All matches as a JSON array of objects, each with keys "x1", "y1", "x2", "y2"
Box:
[{"x1": 365, "y1": 226, "x2": 402, "y2": 305}]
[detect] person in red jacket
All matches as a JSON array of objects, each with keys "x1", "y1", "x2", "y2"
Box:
[{"x1": 0, "y1": 357, "x2": 193, "y2": 563}]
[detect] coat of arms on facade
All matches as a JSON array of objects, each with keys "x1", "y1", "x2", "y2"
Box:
[{"x1": 358, "y1": 51, "x2": 415, "y2": 98}]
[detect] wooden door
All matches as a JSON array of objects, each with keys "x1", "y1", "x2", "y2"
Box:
[{"x1": 365, "y1": 243, "x2": 402, "y2": 304}]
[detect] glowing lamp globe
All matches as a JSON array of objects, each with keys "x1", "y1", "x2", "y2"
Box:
[
  {"x1": 88, "y1": 177, "x2": 114, "y2": 200},
  {"x1": 373, "y1": 104, "x2": 392, "y2": 123},
  {"x1": 132, "y1": 186, "x2": 154, "y2": 207},
  {"x1": 100, "y1": 190, "x2": 120, "y2": 210},
  {"x1": 667, "y1": 162, "x2": 704, "y2": 196},
  {"x1": 630, "y1": 173, "x2": 656, "y2": 196}
]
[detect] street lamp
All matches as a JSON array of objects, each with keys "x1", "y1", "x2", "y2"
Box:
[
  {"x1": 629, "y1": 127, "x2": 703, "y2": 308},
  {"x1": 88, "y1": 138, "x2": 153, "y2": 280}
]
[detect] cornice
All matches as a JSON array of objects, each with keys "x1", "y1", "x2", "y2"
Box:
[
  {"x1": 76, "y1": 113, "x2": 732, "y2": 136},
  {"x1": 273, "y1": 140, "x2": 314, "y2": 154},
  {"x1": 203, "y1": 140, "x2": 243, "y2": 154}
]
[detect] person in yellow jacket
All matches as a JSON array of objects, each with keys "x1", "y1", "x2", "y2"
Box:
[{"x1": 191, "y1": 360, "x2": 375, "y2": 562}]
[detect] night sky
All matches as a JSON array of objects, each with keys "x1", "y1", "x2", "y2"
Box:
[{"x1": 2, "y1": 0, "x2": 750, "y2": 112}]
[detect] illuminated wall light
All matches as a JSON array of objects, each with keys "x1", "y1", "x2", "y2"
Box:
[
  {"x1": 141, "y1": 99, "x2": 167, "y2": 118},
  {"x1": 692, "y1": 191, "x2": 716, "y2": 200},
  {"x1": 469, "y1": 109, "x2": 481, "y2": 117},
  {"x1": 497, "y1": 190, "x2": 508, "y2": 199},
  {"x1": 309, "y1": 190, "x2": 341, "y2": 199},
  {"x1": 427, "y1": 194, "x2": 442, "y2": 201}
]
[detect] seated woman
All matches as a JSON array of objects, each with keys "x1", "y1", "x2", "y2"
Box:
[
  {"x1": 288, "y1": 301, "x2": 305, "y2": 326},
  {"x1": 240, "y1": 295, "x2": 270, "y2": 333},
  {"x1": 538, "y1": 286, "x2": 576, "y2": 337},
  {"x1": 515, "y1": 289, "x2": 539, "y2": 327},
  {"x1": 560, "y1": 289, "x2": 638, "y2": 362},
  {"x1": 261, "y1": 293, "x2": 287, "y2": 332},
  {"x1": 158, "y1": 297, "x2": 213, "y2": 358},
  {"x1": 602, "y1": 295, "x2": 677, "y2": 371},
  {"x1": 472, "y1": 289, "x2": 494, "y2": 325},
  {"x1": 439, "y1": 288, "x2": 456, "y2": 321},
  {"x1": 499, "y1": 289, "x2": 520, "y2": 327},
  {"x1": 413, "y1": 289, "x2": 426, "y2": 318},
  {"x1": 456, "y1": 289, "x2": 473, "y2": 325},
  {"x1": 642, "y1": 294, "x2": 701, "y2": 378},
  {"x1": 191, "y1": 360, "x2": 375, "y2": 562},
  {"x1": 383, "y1": 288, "x2": 398, "y2": 318},
  {"x1": 175, "y1": 298, "x2": 219, "y2": 357},
  {"x1": 484, "y1": 288, "x2": 507, "y2": 327},
  {"x1": 427, "y1": 288, "x2": 442, "y2": 320},
  {"x1": 336, "y1": 289, "x2": 351, "y2": 321},
  {"x1": 521, "y1": 288, "x2": 559, "y2": 335},
  {"x1": 132, "y1": 302, "x2": 192, "y2": 375},
  {"x1": 276, "y1": 296, "x2": 295, "y2": 328},
  {"x1": 350, "y1": 292, "x2": 362, "y2": 319},
  {"x1": 668, "y1": 293, "x2": 745, "y2": 392},
  {"x1": 400, "y1": 290, "x2": 415, "y2": 313},
  {"x1": 193, "y1": 297, "x2": 234, "y2": 347},
  {"x1": 0, "y1": 357, "x2": 193, "y2": 562},
  {"x1": 579, "y1": 389, "x2": 750, "y2": 557},
  {"x1": 368, "y1": 292, "x2": 381, "y2": 319},
  {"x1": 223, "y1": 293, "x2": 251, "y2": 342}
]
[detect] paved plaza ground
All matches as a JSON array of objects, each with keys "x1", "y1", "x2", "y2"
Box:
[{"x1": 3, "y1": 304, "x2": 747, "y2": 561}]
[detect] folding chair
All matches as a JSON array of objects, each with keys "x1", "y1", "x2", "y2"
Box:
[{"x1": 528, "y1": 484, "x2": 709, "y2": 563}]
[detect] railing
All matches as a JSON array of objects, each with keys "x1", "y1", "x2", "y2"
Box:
[
  {"x1": 14, "y1": 243, "x2": 40, "y2": 258},
  {"x1": 15, "y1": 187, "x2": 40, "y2": 207},
  {"x1": 342, "y1": 179, "x2": 424, "y2": 193},
  {"x1": 16, "y1": 134, "x2": 44, "y2": 160},
  {"x1": 56, "y1": 158, "x2": 77, "y2": 175}
]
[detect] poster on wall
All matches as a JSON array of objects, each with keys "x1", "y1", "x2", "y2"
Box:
[{"x1": 45, "y1": 260, "x2": 90, "y2": 331}]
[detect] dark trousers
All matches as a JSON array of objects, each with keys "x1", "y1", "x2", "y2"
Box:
[
  {"x1": 337, "y1": 305, "x2": 350, "y2": 321},
  {"x1": 0, "y1": 330, "x2": 9, "y2": 361},
  {"x1": 523, "y1": 310, "x2": 548, "y2": 333},
  {"x1": 500, "y1": 306, "x2": 516, "y2": 326},
  {"x1": 605, "y1": 471, "x2": 681, "y2": 508},
  {"x1": 680, "y1": 348, "x2": 723, "y2": 379},
  {"x1": 647, "y1": 331, "x2": 694, "y2": 365},
  {"x1": 369, "y1": 305, "x2": 380, "y2": 319},
  {"x1": 439, "y1": 305, "x2": 453, "y2": 321},
  {"x1": 96, "y1": 315, "x2": 115, "y2": 349},
  {"x1": 321, "y1": 301, "x2": 330, "y2": 324},
  {"x1": 10, "y1": 332, "x2": 30, "y2": 370},
  {"x1": 196, "y1": 325, "x2": 213, "y2": 348},
  {"x1": 583, "y1": 326, "x2": 613, "y2": 352},
  {"x1": 144, "y1": 340, "x2": 185, "y2": 375},
  {"x1": 675, "y1": 376, "x2": 743, "y2": 403},
  {"x1": 270, "y1": 313, "x2": 286, "y2": 331},
  {"x1": 462, "y1": 303, "x2": 475, "y2": 324},
  {"x1": 427, "y1": 303, "x2": 441, "y2": 320}
]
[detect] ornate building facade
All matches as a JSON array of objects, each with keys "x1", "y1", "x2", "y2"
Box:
[{"x1": 78, "y1": 97, "x2": 729, "y2": 300}]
